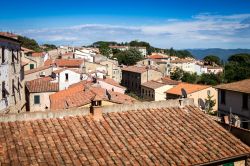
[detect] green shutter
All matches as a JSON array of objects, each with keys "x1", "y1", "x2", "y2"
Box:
[
  {"x1": 34, "y1": 95, "x2": 40, "y2": 104},
  {"x1": 30, "y1": 64, "x2": 34, "y2": 69}
]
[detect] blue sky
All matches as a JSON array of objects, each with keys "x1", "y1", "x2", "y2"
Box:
[{"x1": 1, "y1": 0, "x2": 250, "y2": 49}]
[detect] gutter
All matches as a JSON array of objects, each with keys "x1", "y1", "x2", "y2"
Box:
[{"x1": 195, "y1": 153, "x2": 250, "y2": 166}]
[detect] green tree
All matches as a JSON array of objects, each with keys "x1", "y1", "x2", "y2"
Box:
[
  {"x1": 203, "y1": 55, "x2": 221, "y2": 66},
  {"x1": 113, "y1": 49, "x2": 143, "y2": 65},
  {"x1": 42, "y1": 44, "x2": 57, "y2": 51},
  {"x1": 170, "y1": 68, "x2": 184, "y2": 81},
  {"x1": 198, "y1": 73, "x2": 222, "y2": 85},
  {"x1": 224, "y1": 54, "x2": 250, "y2": 82},
  {"x1": 18, "y1": 36, "x2": 41, "y2": 52},
  {"x1": 205, "y1": 94, "x2": 216, "y2": 114},
  {"x1": 182, "y1": 72, "x2": 198, "y2": 83}
]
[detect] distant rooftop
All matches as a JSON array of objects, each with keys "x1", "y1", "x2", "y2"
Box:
[{"x1": 166, "y1": 82, "x2": 210, "y2": 95}]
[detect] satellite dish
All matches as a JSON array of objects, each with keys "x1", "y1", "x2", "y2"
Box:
[{"x1": 181, "y1": 88, "x2": 187, "y2": 98}]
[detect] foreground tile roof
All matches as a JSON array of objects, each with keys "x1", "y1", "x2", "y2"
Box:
[
  {"x1": 215, "y1": 79, "x2": 250, "y2": 93},
  {"x1": 166, "y1": 82, "x2": 210, "y2": 95},
  {"x1": 0, "y1": 102, "x2": 249, "y2": 165},
  {"x1": 50, "y1": 82, "x2": 136, "y2": 110},
  {"x1": 24, "y1": 65, "x2": 51, "y2": 75},
  {"x1": 26, "y1": 77, "x2": 59, "y2": 93}
]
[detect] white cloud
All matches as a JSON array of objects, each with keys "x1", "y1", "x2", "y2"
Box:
[{"x1": 17, "y1": 13, "x2": 250, "y2": 49}]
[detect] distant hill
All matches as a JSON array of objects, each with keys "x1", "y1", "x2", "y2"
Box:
[{"x1": 187, "y1": 48, "x2": 250, "y2": 61}]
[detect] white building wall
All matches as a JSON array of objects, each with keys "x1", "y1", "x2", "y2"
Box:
[{"x1": 58, "y1": 70, "x2": 82, "y2": 90}]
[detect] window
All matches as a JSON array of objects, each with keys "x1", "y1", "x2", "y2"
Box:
[
  {"x1": 30, "y1": 64, "x2": 34, "y2": 70},
  {"x1": 12, "y1": 50, "x2": 15, "y2": 63},
  {"x1": 65, "y1": 73, "x2": 69, "y2": 81},
  {"x1": 12, "y1": 79, "x2": 15, "y2": 94},
  {"x1": 1, "y1": 47, "x2": 5, "y2": 64},
  {"x1": 2, "y1": 81, "x2": 6, "y2": 99},
  {"x1": 242, "y1": 93, "x2": 248, "y2": 109},
  {"x1": 221, "y1": 90, "x2": 226, "y2": 104},
  {"x1": 34, "y1": 95, "x2": 40, "y2": 104}
]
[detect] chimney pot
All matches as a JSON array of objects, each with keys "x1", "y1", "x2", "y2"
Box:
[{"x1": 90, "y1": 98, "x2": 103, "y2": 121}]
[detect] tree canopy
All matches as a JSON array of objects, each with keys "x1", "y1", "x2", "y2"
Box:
[
  {"x1": 42, "y1": 44, "x2": 57, "y2": 51},
  {"x1": 224, "y1": 53, "x2": 250, "y2": 82},
  {"x1": 18, "y1": 36, "x2": 41, "y2": 52},
  {"x1": 203, "y1": 55, "x2": 221, "y2": 66},
  {"x1": 113, "y1": 49, "x2": 143, "y2": 65}
]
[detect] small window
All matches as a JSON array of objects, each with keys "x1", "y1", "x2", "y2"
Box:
[
  {"x1": 12, "y1": 79, "x2": 15, "y2": 94},
  {"x1": 34, "y1": 95, "x2": 40, "y2": 104},
  {"x1": 12, "y1": 50, "x2": 15, "y2": 63},
  {"x1": 2, "y1": 81, "x2": 6, "y2": 99},
  {"x1": 30, "y1": 64, "x2": 34, "y2": 69},
  {"x1": 221, "y1": 90, "x2": 226, "y2": 105},
  {"x1": 65, "y1": 73, "x2": 69, "y2": 81},
  {"x1": 1, "y1": 47, "x2": 5, "y2": 64},
  {"x1": 242, "y1": 93, "x2": 248, "y2": 109}
]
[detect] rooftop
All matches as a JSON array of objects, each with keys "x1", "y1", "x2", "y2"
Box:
[
  {"x1": 44, "y1": 59, "x2": 84, "y2": 68},
  {"x1": 122, "y1": 66, "x2": 153, "y2": 73},
  {"x1": 141, "y1": 80, "x2": 167, "y2": 89},
  {"x1": 50, "y1": 82, "x2": 136, "y2": 110},
  {"x1": 32, "y1": 52, "x2": 45, "y2": 57},
  {"x1": 98, "y1": 78, "x2": 126, "y2": 89},
  {"x1": 0, "y1": 99, "x2": 249, "y2": 165},
  {"x1": 0, "y1": 32, "x2": 18, "y2": 39},
  {"x1": 215, "y1": 79, "x2": 250, "y2": 94},
  {"x1": 26, "y1": 77, "x2": 59, "y2": 93},
  {"x1": 158, "y1": 76, "x2": 179, "y2": 85},
  {"x1": 148, "y1": 54, "x2": 165, "y2": 59},
  {"x1": 170, "y1": 59, "x2": 194, "y2": 64},
  {"x1": 166, "y1": 82, "x2": 210, "y2": 95},
  {"x1": 24, "y1": 65, "x2": 52, "y2": 75}
]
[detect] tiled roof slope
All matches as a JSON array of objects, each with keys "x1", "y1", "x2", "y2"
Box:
[
  {"x1": 215, "y1": 79, "x2": 250, "y2": 93},
  {"x1": 166, "y1": 82, "x2": 210, "y2": 95},
  {"x1": 0, "y1": 104, "x2": 249, "y2": 165},
  {"x1": 24, "y1": 66, "x2": 51, "y2": 75},
  {"x1": 50, "y1": 82, "x2": 136, "y2": 110},
  {"x1": 142, "y1": 80, "x2": 167, "y2": 89},
  {"x1": 26, "y1": 77, "x2": 59, "y2": 93},
  {"x1": 44, "y1": 59, "x2": 84, "y2": 68}
]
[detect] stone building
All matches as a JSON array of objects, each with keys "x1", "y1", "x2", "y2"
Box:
[
  {"x1": 121, "y1": 66, "x2": 163, "y2": 95},
  {"x1": 215, "y1": 79, "x2": 250, "y2": 129},
  {"x1": 0, "y1": 35, "x2": 24, "y2": 113}
]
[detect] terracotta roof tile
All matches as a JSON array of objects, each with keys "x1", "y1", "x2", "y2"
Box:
[
  {"x1": 148, "y1": 55, "x2": 164, "y2": 59},
  {"x1": 122, "y1": 66, "x2": 148, "y2": 73},
  {"x1": 166, "y1": 82, "x2": 210, "y2": 95},
  {"x1": 0, "y1": 104, "x2": 249, "y2": 165},
  {"x1": 26, "y1": 77, "x2": 59, "y2": 93},
  {"x1": 141, "y1": 80, "x2": 167, "y2": 89},
  {"x1": 44, "y1": 59, "x2": 84, "y2": 68},
  {"x1": 32, "y1": 52, "x2": 45, "y2": 57},
  {"x1": 98, "y1": 78, "x2": 126, "y2": 89},
  {"x1": 50, "y1": 83, "x2": 136, "y2": 110},
  {"x1": 215, "y1": 79, "x2": 250, "y2": 93},
  {"x1": 24, "y1": 65, "x2": 52, "y2": 75},
  {"x1": 159, "y1": 76, "x2": 179, "y2": 85}
]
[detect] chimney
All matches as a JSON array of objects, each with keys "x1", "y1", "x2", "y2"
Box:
[
  {"x1": 179, "y1": 98, "x2": 184, "y2": 108},
  {"x1": 90, "y1": 95, "x2": 103, "y2": 121}
]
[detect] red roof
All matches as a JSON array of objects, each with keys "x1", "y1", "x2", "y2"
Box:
[
  {"x1": 0, "y1": 101, "x2": 249, "y2": 165},
  {"x1": 26, "y1": 77, "x2": 59, "y2": 93},
  {"x1": 32, "y1": 52, "x2": 45, "y2": 57},
  {"x1": 44, "y1": 59, "x2": 84, "y2": 68},
  {"x1": 98, "y1": 78, "x2": 126, "y2": 89},
  {"x1": 0, "y1": 32, "x2": 18, "y2": 39},
  {"x1": 166, "y1": 82, "x2": 210, "y2": 95},
  {"x1": 50, "y1": 82, "x2": 136, "y2": 110},
  {"x1": 148, "y1": 55, "x2": 164, "y2": 59}
]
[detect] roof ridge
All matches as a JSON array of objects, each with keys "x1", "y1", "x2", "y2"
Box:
[{"x1": 0, "y1": 99, "x2": 194, "y2": 122}]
